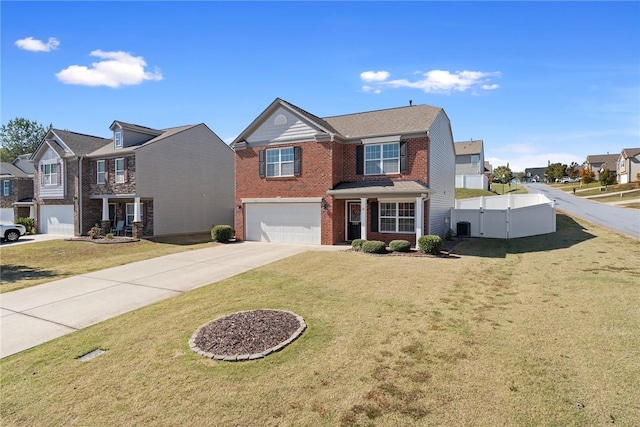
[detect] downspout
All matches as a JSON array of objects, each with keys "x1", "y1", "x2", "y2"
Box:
[{"x1": 78, "y1": 156, "x2": 83, "y2": 235}]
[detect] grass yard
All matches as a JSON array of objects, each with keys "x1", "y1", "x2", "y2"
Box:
[
  {"x1": 583, "y1": 189, "x2": 640, "y2": 204},
  {"x1": 574, "y1": 183, "x2": 639, "y2": 198},
  {"x1": 0, "y1": 233, "x2": 214, "y2": 293},
  {"x1": 2, "y1": 215, "x2": 639, "y2": 426},
  {"x1": 455, "y1": 186, "x2": 528, "y2": 199}
]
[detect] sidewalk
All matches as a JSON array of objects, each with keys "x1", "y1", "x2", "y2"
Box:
[{"x1": 0, "y1": 241, "x2": 345, "y2": 358}]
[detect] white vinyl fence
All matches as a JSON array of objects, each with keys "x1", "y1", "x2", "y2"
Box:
[
  {"x1": 451, "y1": 194, "x2": 556, "y2": 239},
  {"x1": 455, "y1": 174, "x2": 488, "y2": 190}
]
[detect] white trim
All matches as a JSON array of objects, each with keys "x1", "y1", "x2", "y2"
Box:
[
  {"x1": 365, "y1": 142, "x2": 400, "y2": 175},
  {"x1": 361, "y1": 135, "x2": 401, "y2": 145},
  {"x1": 360, "y1": 198, "x2": 367, "y2": 241},
  {"x1": 114, "y1": 131, "x2": 123, "y2": 148},
  {"x1": 379, "y1": 201, "x2": 416, "y2": 234},
  {"x1": 97, "y1": 159, "x2": 106, "y2": 184},
  {"x1": 242, "y1": 197, "x2": 322, "y2": 204},
  {"x1": 266, "y1": 146, "x2": 294, "y2": 177},
  {"x1": 115, "y1": 158, "x2": 125, "y2": 183}
]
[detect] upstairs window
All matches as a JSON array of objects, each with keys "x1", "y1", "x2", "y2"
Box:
[
  {"x1": 380, "y1": 202, "x2": 415, "y2": 233},
  {"x1": 471, "y1": 154, "x2": 480, "y2": 167},
  {"x1": 365, "y1": 143, "x2": 399, "y2": 175},
  {"x1": 97, "y1": 160, "x2": 106, "y2": 184},
  {"x1": 619, "y1": 159, "x2": 625, "y2": 170},
  {"x1": 114, "y1": 131, "x2": 122, "y2": 148},
  {"x1": 115, "y1": 158, "x2": 125, "y2": 183},
  {"x1": 2, "y1": 180, "x2": 11, "y2": 196},
  {"x1": 44, "y1": 163, "x2": 59, "y2": 185},
  {"x1": 259, "y1": 147, "x2": 301, "y2": 178}
]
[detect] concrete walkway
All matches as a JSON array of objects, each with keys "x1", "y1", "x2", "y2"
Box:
[{"x1": 0, "y1": 241, "x2": 345, "y2": 358}]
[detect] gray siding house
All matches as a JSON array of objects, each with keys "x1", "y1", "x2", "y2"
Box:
[
  {"x1": 584, "y1": 154, "x2": 618, "y2": 181},
  {"x1": 454, "y1": 140, "x2": 488, "y2": 190}
]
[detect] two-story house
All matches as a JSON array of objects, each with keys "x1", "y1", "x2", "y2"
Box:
[
  {"x1": 584, "y1": 154, "x2": 618, "y2": 181},
  {"x1": 454, "y1": 140, "x2": 487, "y2": 190},
  {"x1": 232, "y1": 98, "x2": 456, "y2": 246},
  {"x1": 0, "y1": 154, "x2": 35, "y2": 223},
  {"x1": 31, "y1": 122, "x2": 235, "y2": 237},
  {"x1": 616, "y1": 148, "x2": 640, "y2": 184}
]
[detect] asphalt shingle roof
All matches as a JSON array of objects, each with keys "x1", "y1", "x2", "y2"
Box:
[
  {"x1": 454, "y1": 140, "x2": 483, "y2": 155},
  {"x1": 50, "y1": 129, "x2": 112, "y2": 156},
  {"x1": 0, "y1": 162, "x2": 30, "y2": 178}
]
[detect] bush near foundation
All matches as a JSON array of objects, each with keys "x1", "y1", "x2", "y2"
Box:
[
  {"x1": 418, "y1": 235, "x2": 443, "y2": 255},
  {"x1": 211, "y1": 225, "x2": 233, "y2": 243},
  {"x1": 389, "y1": 240, "x2": 411, "y2": 252},
  {"x1": 351, "y1": 239, "x2": 365, "y2": 251},
  {"x1": 361, "y1": 240, "x2": 387, "y2": 254}
]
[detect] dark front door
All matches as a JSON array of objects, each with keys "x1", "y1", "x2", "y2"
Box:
[{"x1": 347, "y1": 201, "x2": 361, "y2": 241}]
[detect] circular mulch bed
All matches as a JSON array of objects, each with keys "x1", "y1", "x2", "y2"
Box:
[{"x1": 189, "y1": 309, "x2": 306, "y2": 362}]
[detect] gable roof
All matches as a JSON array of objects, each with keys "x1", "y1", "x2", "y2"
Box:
[
  {"x1": 87, "y1": 124, "x2": 201, "y2": 157},
  {"x1": 30, "y1": 129, "x2": 111, "y2": 160},
  {"x1": 0, "y1": 162, "x2": 30, "y2": 178},
  {"x1": 232, "y1": 98, "x2": 444, "y2": 146},
  {"x1": 454, "y1": 140, "x2": 483, "y2": 156},
  {"x1": 620, "y1": 148, "x2": 640, "y2": 159},
  {"x1": 109, "y1": 120, "x2": 163, "y2": 136},
  {"x1": 585, "y1": 154, "x2": 618, "y2": 171}
]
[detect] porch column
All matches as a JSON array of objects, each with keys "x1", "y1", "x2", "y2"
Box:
[
  {"x1": 101, "y1": 197, "x2": 110, "y2": 221},
  {"x1": 132, "y1": 196, "x2": 143, "y2": 238},
  {"x1": 133, "y1": 197, "x2": 142, "y2": 222},
  {"x1": 415, "y1": 196, "x2": 424, "y2": 240},
  {"x1": 360, "y1": 198, "x2": 367, "y2": 241}
]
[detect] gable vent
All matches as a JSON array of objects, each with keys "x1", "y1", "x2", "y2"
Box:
[{"x1": 274, "y1": 114, "x2": 287, "y2": 125}]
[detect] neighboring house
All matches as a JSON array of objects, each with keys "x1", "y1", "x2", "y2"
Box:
[
  {"x1": 231, "y1": 98, "x2": 456, "y2": 246},
  {"x1": 584, "y1": 154, "x2": 618, "y2": 181},
  {"x1": 524, "y1": 167, "x2": 548, "y2": 183},
  {"x1": 0, "y1": 155, "x2": 35, "y2": 223},
  {"x1": 31, "y1": 123, "x2": 234, "y2": 237},
  {"x1": 616, "y1": 148, "x2": 640, "y2": 184},
  {"x1": 454, "y1": 140, "x2": 488, "y2": 190}
]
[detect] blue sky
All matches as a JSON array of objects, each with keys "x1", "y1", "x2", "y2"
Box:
[{"x1": 2, "y1": 1, "x2": 638, "y2": 172}]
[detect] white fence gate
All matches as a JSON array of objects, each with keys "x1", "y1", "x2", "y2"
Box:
[
  {"x1": 455, "y1": 174, "x2": 488, "y2": 190},
  {"x1": 451, "y1": 194, "x2": 556, "y2": 239}
]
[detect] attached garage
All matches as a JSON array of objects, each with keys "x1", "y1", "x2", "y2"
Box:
[
  {"x1": 40, "y1": 205, "x2": 75, "y2": 235},
  {"x1": 245, "y1": 200, "x2": 321, "y2": 244},
  {"x1": 0, "y1": 208, "x2": 14, "y2": 224}
]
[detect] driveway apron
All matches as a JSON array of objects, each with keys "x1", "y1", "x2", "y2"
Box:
[{"x1": 1, "y1": 242, "x2": 343, "y2": 358}]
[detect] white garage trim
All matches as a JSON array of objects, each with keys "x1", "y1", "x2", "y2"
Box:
[
  {"x1": 242, "y1": 197, "x2": 323, "y2": 204},
  {"x1": 0, "y1": 208, "x2": 14, "y2": 224},
  {"x1": 40, "y1": 205, "x2": 75, "y2": 236},
  {"x1": 245, "y1": 200, "x2": 321, "y2": 244}
]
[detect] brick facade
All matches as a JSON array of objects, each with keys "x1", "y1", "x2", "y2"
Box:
[{"x1": 235, "y1": 136, "x2": 431, "y2": 245}]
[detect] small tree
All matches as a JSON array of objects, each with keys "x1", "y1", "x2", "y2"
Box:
[
  {"x1": 599, "y1": 168, "x2": 616, "y2": 186},
  {"x1": 579, "y1": 167, "x2": 595, "y2": 184},
  {"x1": 545, "y1": 162, "x2": 566, "y2": 183},
  {"x1": 566, "y1": 162, "x2": 581, "y2": 179},
  {"x1": 493, "y1": 165, "x2": 513, "y2": 193}
]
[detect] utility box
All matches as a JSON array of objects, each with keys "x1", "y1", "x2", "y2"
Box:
[{"x1": 457, "y1": 221, "x2": 471, "y2": 237}]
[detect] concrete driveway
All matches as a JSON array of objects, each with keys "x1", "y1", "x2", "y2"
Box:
[
  {"x1": 0, "y1": 233, "x2": 67, "y2": 247},
  {"x1": 0, "y1": 241, "x2": 345, "y2": 358}
]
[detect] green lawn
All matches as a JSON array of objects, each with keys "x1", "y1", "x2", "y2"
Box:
[
  {"x1": 587, "y1": 189, "x2": 640, "y2": 203},
  {"x1": 2, "y1": 214, "x2": 639, "y2": 426},
  {"x1": 0, "y1": 233, "x2": 215, "y2": 293},
  {"x1": 573, "y1": 183, "x2": 639, "y2": 197},
  {"x1": 455, "y1": 185, "x2": 527, "y2": 200}
]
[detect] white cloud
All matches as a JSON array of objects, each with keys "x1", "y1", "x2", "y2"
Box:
[
  {"x1": 15, "y1": 36, "x2": 60, "y2": 52},
  {"x1": 360, "y1": 70, "x2": 390, "y2": 82},
  {"x1": 360, "y1": 69, "x2": 501, "y2": 94},
  {"x1": 362, "y1": 85, "x2": 381, "y2": 94},
  {"x1": 56, "y1": 50, "x2": 163, "y2": 88}
]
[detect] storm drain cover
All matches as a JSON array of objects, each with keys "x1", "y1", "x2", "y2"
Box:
[{"x1": 77, "y1": 349, "x2": 105, "y2": 361}]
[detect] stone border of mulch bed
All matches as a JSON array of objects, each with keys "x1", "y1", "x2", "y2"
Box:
[
  {"x1": 65, "y1": 237, "x2": 140, "y2": 244},
  {"x1": 348, "y1": 237, "x2": 467, "y2": 258},
  {"x1": 189, "y1": 309, "x2": 306, "y2": 362}
]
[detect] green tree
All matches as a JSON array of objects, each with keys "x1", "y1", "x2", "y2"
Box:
[
  {"x1": 599, "y1": 168, "x2": 616, "y2": 186},
  {"x1": 516, "y1": 171, "x2": 526, "y2": 183},
  {"x1": 566, "y1": 162, "x2": 581, "y2": 179},
  {"x1": 493, "y1": 165, "x2": 513, "y2": 184},
  {"x1": 545, "y1": 162, "x2": 567, "y2": 182},
  {"x1": 0, "y1": 118, "x2": 52, "y2": 162}
]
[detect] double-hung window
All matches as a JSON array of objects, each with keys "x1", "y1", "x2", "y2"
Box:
[
  {"x1": 365, "y1": 142, "x2": 399, "y2": 175},
  {"x1": 44, "y1": 163, "x2": 58, "y2": 185},
  {"x1": 114, "y1": 131, "x2": 122, "y2": 148},
  {"x1": 115, "y1": 158, "x2": 125, "y2": 183},
  {"x1": 97, "y1": 160, "x2": 106, "y2": 184},
  {"x1": 380, "y1": 202, "x2": 415, "y2": 233},
  {"x1": 471, "y1": 154, "x2": 480, "y2": 167},
  {"x1": 2, "y1": 180, "x2": 10, "y2": 196},
  {"x1": 126, "y1": 203, "x2": 144, "y2": 226},
  {"x1": 266, "y1": 147, "x2": 294, "y2": 177}
]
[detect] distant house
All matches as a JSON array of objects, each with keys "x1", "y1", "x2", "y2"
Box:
[
  {"x1": 584, "y1": 154, "x2": 618, "y2": 181},
  {"x1": 30, "y1": 123, "x2": 234, "y2": 237},
  {"x1": 616, "y1": 148, "x2": 640, "y2": 184},
  {"x1": 232, "y1": 98, "x2": 456, "y2": 246},
  {"x1": 454, "y1": 140, "x2": 488, "y2": 190},
  {"x1": 0, "y1": 154, "x2": 35, "y2": 223},
  {"x1": 524, "y1": 167, "x2": 547, "y2": 183},
  {"x1": 484, "y1": 161, "x2": 493, "y2": 187}
]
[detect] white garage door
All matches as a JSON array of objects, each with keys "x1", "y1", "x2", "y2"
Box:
[
  {"x1": 40, "y1": 205, "x2": 75, "y2": 235},
  {"x1": 246, "y1": 203, "x2": 321, "y2": 244},
  {"x1": 0, "y1": 208, "x2": 14, "y2": 224}
]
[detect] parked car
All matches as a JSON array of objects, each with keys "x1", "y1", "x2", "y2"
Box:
[
  {"x1": 1, "y1": 223, "x2": 27, "y2": 242},
  {"x1": 559, "y1": 176, "x2": 579, "y2": 184}
]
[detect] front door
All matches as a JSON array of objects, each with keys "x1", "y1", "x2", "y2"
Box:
[{"x1": 347, "y1": 201, "x2": 361, "y2": 241}]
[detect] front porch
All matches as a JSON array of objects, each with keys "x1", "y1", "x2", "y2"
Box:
[{"x1": 87, "y1": 195, "x2": 153, "y2": 238}]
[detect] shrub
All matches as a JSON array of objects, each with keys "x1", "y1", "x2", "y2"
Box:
[
  {"x1": 105, "y1": 233, "x2": 114, "y2": 239},
  {"x1": 362, "y1": 240, "x2": 387, "y2": 254},
  {"x1": 15, "y1": 217, "x2": 35, "y2": 234},
  {"x1": 418, "y1": 235, "x2": 443, "y2": 255},
  {"x1": 211, "y1": 225, "x2": 233, "y2": 243},
  {"x1": 88, "y1": 224, "x2": 103, "y2": 239},
  {"x1": 389, "y1": 240, "x2": 411, "y2": 252},
  {"x1": 445, "y1": 228, "x2": 454, "y2": 241},
  {"x1": 351, "y1": 239, "x2": 365, "y2": 251}
]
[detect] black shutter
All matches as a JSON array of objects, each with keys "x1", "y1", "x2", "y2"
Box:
[
  {"x1": 400, "y1": 141, "x2": 408, "y2": 173},
  {"x1": 356, "y1": 145, "x2": 364, "y2": 175},
  {"x1": 258, "y1": 150, "x2": 266, "y2": 178},
  {"x1": 294, "y1": 146, "x2": 301, "y2": 176},
  {"x1": 370, "y1": 202, "x2": 378, "y2": 232}
]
